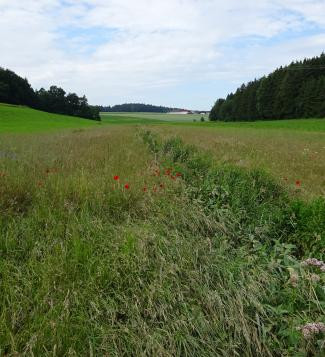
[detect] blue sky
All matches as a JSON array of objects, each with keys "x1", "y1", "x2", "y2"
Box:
[{"x1": 1, "y1": 0, "x2": 325, "y2": 110}]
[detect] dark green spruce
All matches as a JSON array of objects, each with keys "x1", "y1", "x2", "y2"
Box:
[
  {"x1": 210, "y1": 53, "x2": 325, "y2": 121},
  {"x1": 0, "y1": 67, "x2": 100, "y2": 121}
]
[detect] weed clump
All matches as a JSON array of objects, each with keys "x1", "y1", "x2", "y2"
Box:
[{"x1": 147, "y1": 130, "x2": 324, "y2": 257}]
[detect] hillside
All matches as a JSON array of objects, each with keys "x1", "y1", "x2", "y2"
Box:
[
  {"x1": 210, "y1": 53, "x2": 325, "y2": 121},
  {"x1": 100, "y1": 103, "x2": 180, "y2": 113},
  {"x1": 0, "y1": 104, "x2": 99, "y2": 133}
]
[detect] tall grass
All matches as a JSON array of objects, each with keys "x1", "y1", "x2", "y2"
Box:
[
  {"x1": 153, "y1": 125, "x2": 325, "y2": 199},
  {"x1": 0, "y1": 127, "x2": 324, "y2": 356}
]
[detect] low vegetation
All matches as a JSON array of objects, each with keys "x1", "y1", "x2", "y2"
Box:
[
  {"x1": 0, "y1": 104, "x2": 100, "y2": 133},
  {"x1": 154, "y1": 122, "x2": 325, "y2": 199},
  {"x1": 0, "y1": 122, "x2": 324, "y2": 355},
  {"x1": 101, "y1": 112, "x2": 210, "y2": 123}
]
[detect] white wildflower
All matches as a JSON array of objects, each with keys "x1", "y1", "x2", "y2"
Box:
[
  {"x1": 302, "y1": 258, "x2": 324, "y2": 268},
  {"x1": 298, "y1": 322, "x2": 325, "y2": 339}
]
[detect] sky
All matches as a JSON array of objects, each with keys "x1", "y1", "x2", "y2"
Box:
[{"x1": 1, "y1": 0, "x2": 325, "y2": 110}]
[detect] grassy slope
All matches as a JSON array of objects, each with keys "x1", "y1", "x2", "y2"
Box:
[
  {"x1": 0, "y1": 127, "x2": 324, "y2": 356},
  {"x1": 0, "y1": 104, "x2": 99, "y2": 133}
]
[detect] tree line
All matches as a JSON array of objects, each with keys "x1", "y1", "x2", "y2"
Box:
[
  {"x1": 0, "y1": 67, "x2": 100, "y2": 121},
  {"x1": 100, "y1": 103, "x2": 176, "y2": 113},
  {"x1": 210, "y1": 53, "x2": 325, "y2": 121}
]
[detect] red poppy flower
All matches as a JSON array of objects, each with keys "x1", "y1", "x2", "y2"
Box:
[
  {"x1": 114, "y1": 175, "x2": 119, "y2": 181},
  {"x1": 124, "y1": 184, "x2": 130, "y2": 189},
  {"x1": 165, "y1": 169, "x2": 171, "y2": 175},
  {"x1": 143, "y1": 187, "x2": 147, "y2": 192},
  {"x1": 176, "y1": 172, "x2": 182, "y2": 177},
  {"x1": 295, "y1": 180, "x2": 301, "y2": 187}
]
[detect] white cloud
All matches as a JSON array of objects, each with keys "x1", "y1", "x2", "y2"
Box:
[{"x1": 1, "y1": 0, "x2": 324, "y2": 108}]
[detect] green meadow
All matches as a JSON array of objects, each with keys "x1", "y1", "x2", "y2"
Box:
[
  {"x1": 0, "y1": 106, "x2": 324, "y2": 356},
  {"x1": 101, "y1": 111, "x2": 210, "y2": 122},
  {"x1": 101, "y1": 111, "x2": 325, "y2": 130},
  {"x1": 0, "y1": 104, "x2": 100, "y2": 133},
  {"x1": 101, "y1": 112, "x2": 325, "y2": 199}
]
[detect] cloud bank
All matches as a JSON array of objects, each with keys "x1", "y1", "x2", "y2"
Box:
[{"x1": 1, "y1": 0, "x2": 324, "y2": 109}]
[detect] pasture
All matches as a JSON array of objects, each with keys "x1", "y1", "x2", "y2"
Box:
[
  {"x1": 0, "y1": 107, "x2": 324, "y2": 356},
  {"x1": 0, "y1": 104, "x2": 99, "y2": 133},
  {"x1": 101, "y1": 111, "x2": 209, "y2": 122}
]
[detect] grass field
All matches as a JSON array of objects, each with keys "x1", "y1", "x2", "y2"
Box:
[
  {"x1": 101, "y1": 112, "x2": 325, "y2": 131},
  {"x1": 101, "y1": 111, "x2": 209, "y2": 123},
  {"x1": 0, "y1": 104, "x2": 100, "y2": 133},
  {"x1": 153, "y1": 125, "x2": 325, "y2": 199},
  {"x1": 0, "y1": 107, "x2": 324, "y2": 355},
  {"x1": 100, "y1": 113, "x2": 325, "y2": 199}
]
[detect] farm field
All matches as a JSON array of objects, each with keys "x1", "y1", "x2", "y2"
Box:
[
  {"x1": 101, "y1": 112, "x2": 325, "y2": 198},
  {"x1": 101, "y1": 111, "x2": 325, "y2": 131},
  {"x1": 0, "y1": 108, "x2": 324, "y2": 355},
  {"x1": 153, "y1": 124, "x2": 325, "y2": 199},
  {"x1": 101, "y1": 111, "x2": 209, "y2": 122}
]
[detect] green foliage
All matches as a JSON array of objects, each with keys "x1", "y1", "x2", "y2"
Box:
[
  {"x1": 0, "y1": 67, "x2": 37, "y2": 107},
  {"x1": 141, "y1": 129, "x2": 161, "y2": 153},
  {"x1": 210, "y1": 53, "x2": 325, "y2": 121},
  {"x1": 148, "y1": 131, "x2": 324, "y2": 257},
  {"x1": 0, "y1": 127, "x2": 324, "y2": 355},
  {"x1": 0, "y1": 67, "x2": 100, "y2": 121},
  {"x1": 161, "y1": 137, "x2": 195, "y2": 162},
  {"x1": 288, "y1": 199, "x2": 325, "y2": 258},
  {"x1": 140, "y1": 130, "x2": 325, "y2": 355},
  {"x1": 100, "y1": 103, "x2": 175, "y2": 113},
  {"x1": 37, "y1": 87, "x2": 101, "y2": 121}
]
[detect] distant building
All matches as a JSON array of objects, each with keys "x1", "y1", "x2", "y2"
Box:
[{"x1": 168, "y1": 110, "x2": 191, "y2": 115}]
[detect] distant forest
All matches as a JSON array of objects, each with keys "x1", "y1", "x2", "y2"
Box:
[
  {"x1": 0, "y1": 67, "x2": 100, "y2": 121},
  {"x1": 100, "y1": 103, "x2": 176, "y2": 113},
  {"x1": 210, "y1": 53, "x2": 325, "y2": 121}
]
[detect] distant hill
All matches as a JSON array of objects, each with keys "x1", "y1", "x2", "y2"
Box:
[
  {"x1": 210, "y1": 53, "x2": 325, "y2": 121},
  {"x1": 100, "y1": 103, "x2": 182, "y2": 113}
]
